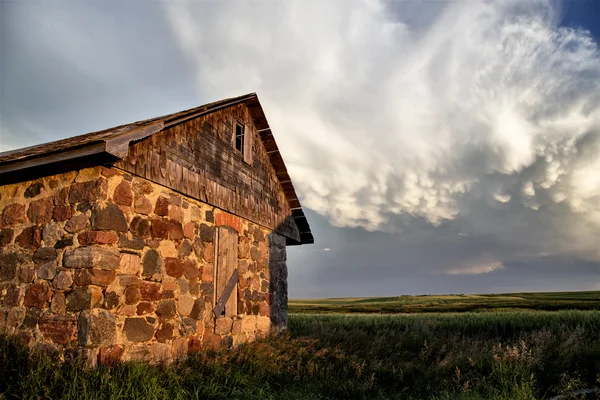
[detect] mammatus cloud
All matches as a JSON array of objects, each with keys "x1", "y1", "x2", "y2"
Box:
[{"x1": 165, "y1": 0, "x2": 600, "y2": 265}]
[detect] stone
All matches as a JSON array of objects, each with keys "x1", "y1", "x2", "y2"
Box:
[
  {"x1": 140, "y1": 282, "x2": 161, "y2": 301},
  {"x1": 42, "y1": 223, "x2": 62, "y2": 245},
  {"x1": 54, "y1": 237, "x2": 73, "y2": 249},
  {"x1": 132, "y1": 179, "x2": 154, "y2": 196},
  {"x1": 27, "y1": 197, "x2": 54, "y2": 224},
  {"x1": 77, "y1": 231, "x2": 119, "y2": 246},
  {"x1": 91, "y1": 202, "x2": 128, "y2": 232},
  {"x1": 52, "y1": 271, "x2": 73, "y2": 290},
  {"x1": 52, "y1": 205, "x2": 73, "y2": 222},
  {"x1": 241, "y1": 316, "x2": 257, "y2": 334},
  {"x1": 66, "y1": 287, "x2": 92, "y2": 311},
  {"x1": 36, "y1": 262, "x2": 58, "y2": 280},
  {"x1": 15, "y1": 226, "x2": 41, "y2": 249},
  {"x1": 150, "y1": 343, "x2": 171, "y2": 362},
  {"x1": 253, "y1": 227, "x2": 265, "y2": 243},
  {"x1": 98, "y1": 345, "x2": 123, "y2": 365},
  {"x1": 155, "y1": 323, "x2": 174, "y2": 342},
  {"x1": 54, "y1": 186, "x2": 69, "y2": 204},
  {"x1": 120, "y1": 253, "x2": 141, "y2": 275},
  {"x1": 178, "y1": 240, "x2": 192, "y2": 258},
  {"x1": 19, "y1": 268, "x2": 36, "y2": 283},
  {"x1": 117, "y1": 234, "x2": 145, "y2": 250},
  {"x1": 24, "y1": 182, "x2": 44, "y2": 198},
  {"x1": 2, "y1": 203, "x2": 27, "y2": 226},
  {"x1": 183, "y1": 259, "x2": 198, "y2": 280},
  {"x1": 113, "y1": 181, "x2": 133, "y2": 206},
  {"x1": 123, "y1": 318, "x2": 154, "y2": 342},
  {"x1": 201, "y1": 263, "x2": 213, "y2": 282},
  {"x1": 168, "y1": 206, "x2": 183, "y2": 223},
  {"x1": 178, "y1": 295, "x2": 194, "y2": 316},
  {"x1": 90, "y1": 286, "x2": 104, "y2": 308},
  {"x1": 155, "y1": 300, "x2": 177, "y2": 319},
  {"x1": 142, "y1": 249, "x2": 163, "y2": 277},
  {"x1": 205, "y1": 210, "x2": 214, "y2": 223},
  {"x1": 221, "y1": 336, "x2": 233, "y2": 349},
  {"x1": 133, "y1": 196, "x2": 152, "y2": 215},
  {"x1": 74, "y1": 269, "x2": 116, "y2": 286},
  {"x1": 259, "y1": 302, "x2": 270, "y2": 317},
  {"x1": 150, "y1": 218, "x2": 169, "y2": 239},
  {"x1": 177, "y1": 278, "x2": 189, "y2": 294},
  {"x1": 154, "y1": 197, "x2": 169, "y2": 216},
  {"x1": 202, "y1": 243, "x2": 215, "y2": 263},
  {"x1": 2, "y1": 285, "x2": 20, "y2": 307},
  {"x1": 238, "y1": 236, "x2": 250, "y2": 259},
  {"x1": 158, "y1": 241, "x2": 177, "y2": 258},
  {"x1": 77, "y1": 202, "x2": 92, "y2": 213},
  {"x1": 124, "y1": 286, "x2": 141, "y2": 304},
  {"x1": 198, "y1": 224, "x2": 214, "y2": 243},
  {"x1": 250, "y1": 247, "x2": 261, "y2": 261},
  {"x1": 0, "y1": 252, "x2": 23, "y2": 280},
  {"x1": 65, "y1": 213, "x2": 89, "y2": 233},
  {"x1": 165, "y1": 258, "x2": 184, "y2": 278},
  {"x1": 39, "y1": 315, "x2": 76, "y2": 345},
  {"x1": 189, "y1": 298, "x2": 205, "y2": 320},
  {"x1": 215, "y1": 317, "x2": 233, "y2": 335},
  {"x1": 130, "y1": 216, "x2": 150, "y2": 238},
  {"x1": 23, "y1": 308, "x2": 41, "y2": 329},
  {"x1": 104, "y1": 291, "x2": 120, "y2": 310},
  {"x1": 33, "y1": 247, "x2": 57, "y2": 263},
  {"x1": 63, "y1": 246, "x2": 120, "y2": 270},
  {"x1": 24, "y1": 282, "x2": 52, "y2": 309},
  {"x1": 119, "y1": 275, "x2": 140, "y2": 286},
  {"x1": 136, "y1": 302, "x2": 154, "y2": 315},
  {"x1": 69, "y1": 179, "x2": 107, "y2": 204},
  {"x1": 0, "y1": 228, "x2": 13, "y2": 246},
  {"x1": 202, "y1": 328, "x2": 221, "y2": 349},
  {"x1": 172, "y1": 338, "x2": 189, "y2": 359},
  {"x1": 78, "y1": 309, "x2": 117, "y2": 347},
  {"x1": 183, "y1": 222, "x2": 195, "y2": 240},
  {"x1": 232, "y1": 319, "x2": 242, "y2": 335},
  {"x1": 50, "y1": 292, "x2": 66, "y2": 314},
  {"x1": 101, "y1": 166, "x2": 120, "y2": 178}
]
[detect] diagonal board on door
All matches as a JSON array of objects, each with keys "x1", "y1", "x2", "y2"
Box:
[{"x1": 214, "y1": 226, "x2": 238, "y2": 318}]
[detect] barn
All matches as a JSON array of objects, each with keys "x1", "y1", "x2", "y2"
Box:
[{"x1": 0, "y1": 93, "x2": 313, "y2": 364}]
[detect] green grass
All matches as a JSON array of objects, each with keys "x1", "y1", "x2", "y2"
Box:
[
  {"x1": 289, "y1": 290, "x2": 600, "y2": 314},
  {"x1": 2, "y1": 309, "x2": 600, "y2": 399}
]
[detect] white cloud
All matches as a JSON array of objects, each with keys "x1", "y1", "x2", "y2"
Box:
[
  {"x1": 446, "y1": 261, "x2": 505, "y2": 275},
  {"x1": 164, "y1": 0, "x2": 600, "y2": 262}
]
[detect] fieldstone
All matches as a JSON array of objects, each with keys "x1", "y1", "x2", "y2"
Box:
[
  {"x1": 54, "y1": 237, "x2": 73, "y2": 249},
  {"x1": 50, "y1": 292, "x2": 66, "y2": 314},
  {"x1": 157, "y1": 241, "x2": 177, "y2": 258},
  {"x1": 199, "y1": 224, "x2": 214, "y2": 243},
  {"x1": 139, "y1": 282, "x2": 161, "y2": 301},
  {"x1": 2, "y1": 285, "x2": 20, "y2": 307},
  {"x1": 101, "y1": 166, "x2": 120, "y2": 178},
  {"x1": 77, "y1": 231, "x2": 119, "y2": 246},
  {"x1": 178, "y1": 295, "x2": 195, "y2": 317},
  {"x1": 123, "y1": 317, "x2": 155, "y2": 342},
  {"x1": 150, "y1": 218, "x2": 169, "y2": 239},
  {"x1": 53, "y1": 271, "x2": 73, "y2": 290},
  {"x1": 183, "y1": 259, "x2": 198, "y2": 279},
  {"x1": 177, "y1": 278, "x2": 189, "y2": 294},
  {"x1": 24, "y1": 282, "x2": 52, "y2": 308},
  {"x1": 63, "y1": 246, "x2": 120, "y2": 270},
  {"x1": 202, "y1": 328, "x2": 222, "y2": 349},
  {"x1": 155, "y1": 323, "x2": 174, "y2": 342},
  {"x1": 215, "y1": 317, "x2": 233, "y2": 335},
  {"x1": 119, "y1": 275, "x2": 140, "y2": 286},
  {"x1": 154, "y1": 197, "x2": 169, "y2": 216},
  {"x1": 155, "y1": 300, "x2": 177, "y2": 319},
  {"x1": 65, "y1": 213, "x2": 90, "y2": 233},
  {"x1": 113, "y1": 180, "x2": 133, "y2": 206},
  {"x1": 0, "y1": 252, "x2": 22, "y2": 281},
  {"x1": 165, "y1": 258, "x2": 184, "y2": 278},
  {"x1": 117, "y1": 234, "x2": 145, "y2": 250},
  {"x1": 104, "y1": 291, "x2": 120, "y2": 310},
  {"x1": 150, "y1": 343, "x2": 171, "y2": 362},
  {"x1": 54, "y1": 186, "x2": 69, "y2": 204},
  {"x1": 74, "y1": 269, "x2": 116, "y2": 286},
  {"x1": 183, "y1": 222, "x2": 195, "y2": 240},
  {"x1": 90, "y1": 286, "x2": 104, "y2": 308},
  {"x1": 15, "y1": 226, "x2": 41, "y2": 249},
  {"x1": 27, "y1": 197, "x2": 54, "y2": 224},
  {"x1": 39, "y1": 315, "x2": 76, "y2": 345},
  {"x1": 2, "y1": 203, "x2": 27, "y2": 226},
  {"x1": 33, "y1": 247, "x2": 57, "y2": 263},
  {"x1": 69, "y1": 179, "x2": 107, "y2": 204},
  {"x1": 91, "y1": 202, "x2": 127, "y2": 232},
  {"x1": 19, "y1": 268, "x2": 36, "y2": 283},
  {"x1": 253, "y1": 227, "x2": 265, "y2": 243},
  {"x1": 124, "y1": 286, "x2": 141, "y2": 304},
  {"x1": 77, "y1": 202, "x2": 92, "y2": 213},
  {"x1": 66, "y1": 288, "x2": 92, "y2": 311},
  {"x1": 132, "y1": 179, "x2": 153, "y2": 195},
  {"x1": 133, "y1": 196, "x2": 152, "y2": 215},
  {"x1": 202, "y1": 243, "x2": 215, "y2": 263},
  {"x1": 200, "y1": 282, "x2": 213, "y2": 296},
  {"x1": 181, "y1": 318, "x2": 196, "y2": 335},
  {"x1": 172, "y1": 337, "x2": 189, "y2": 359},
  {"x1": 201, "y1": 263, "x2": 213, "y2": 282},
  {"x1": 118, "y1": 304, "x2": 137, "y2": 316},
  {"x1": 205, "y1": 210, "x2": 214, "y2": 223},
  {"x1": 0, "y1": 228, "x2": 14, "y2": 245},
  {"x1": 36, "y1": 262, "x2": 58, "y2": 280},
  {"x1": 78, "y1": 309, "x2": 116, "y2": 347},
  {"x1": 136, "y1": 302, "x2": 154, "y2": 315},
  {"x1": 142, "y1": 249, "x2": 163, "y2": 277},
  {"x1": 52, "y1": 205, "x2": 73, "y2": 222},
  {"x1": 119, "y1": 253, "x2": 141, "y2": 274},
  {"x1": 250, "y1": 247, "x2": 261, "y2": 261},
  {"x1": 241, "y1": 316, "x2": 257, "y2": 333},
  {"x1": 42, "y1": 223, "x2": 62, "y2": 245},
  {"x1": 168, "y1": 206, "x2": 183, "y2": 224},
  {"x1": 130, "y1": 216, "x2": 150, "y2": 238},
  {"x1": 98, "y1": 345, "x2": 124, "y2": 365},
  {"x1": 23, "y1": 308, "x2": 41, "y2": 329},
  {"x1": 178, "y1": 240, "x2": 192, "y2": 258},
  {"x1": 24, "y1": 182, "x2": 44, "y2": 198}
]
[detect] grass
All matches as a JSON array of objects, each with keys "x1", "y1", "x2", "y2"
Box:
[
  {"x1": 2, "y1": 309, "x2": 600, "y2": 399},
  {"x1": 288, "y1": 290, "x2": 600, "y2": 314}
]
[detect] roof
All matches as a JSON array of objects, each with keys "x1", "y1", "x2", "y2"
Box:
[{"x1": 0, "y1": 93, "x2": 313, "y2": 245}]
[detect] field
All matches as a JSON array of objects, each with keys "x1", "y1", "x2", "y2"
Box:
[
  {"x1": 289, "y1": 291, "x2": 600, "y2": 314},
  {"x1": 2, "y1": 291, "x2": 600, "y2": 399}
]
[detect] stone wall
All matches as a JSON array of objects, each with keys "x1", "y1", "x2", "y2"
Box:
[{"x1": 0, "y1": 165, "x2": 287, "y2": 364}]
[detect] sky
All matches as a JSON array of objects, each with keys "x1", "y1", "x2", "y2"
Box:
[{"x1": 1, "y1": 0, "x2": 599, "y2": 298}]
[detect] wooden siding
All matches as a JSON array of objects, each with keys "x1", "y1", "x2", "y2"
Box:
[{"x1": 115, "y1": 103, "x2": 301, "y2": 241}]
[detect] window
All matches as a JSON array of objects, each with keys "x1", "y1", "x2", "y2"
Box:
[{"x1": 235, "y1": 122, "x2": 245, "y2": 154}]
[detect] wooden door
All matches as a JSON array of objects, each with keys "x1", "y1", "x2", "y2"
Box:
[{"x1": 214, "y1": 226, "x2": 238, "y2": 317}]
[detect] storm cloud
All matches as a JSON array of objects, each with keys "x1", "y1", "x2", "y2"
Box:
[{"x1": 1, "y1": 0, "x2": 599, "y2": 296}]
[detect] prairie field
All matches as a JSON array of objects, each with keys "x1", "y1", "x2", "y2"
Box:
[{"x1": 2, "y1": 292, "x2": 600, "y2": 399}]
